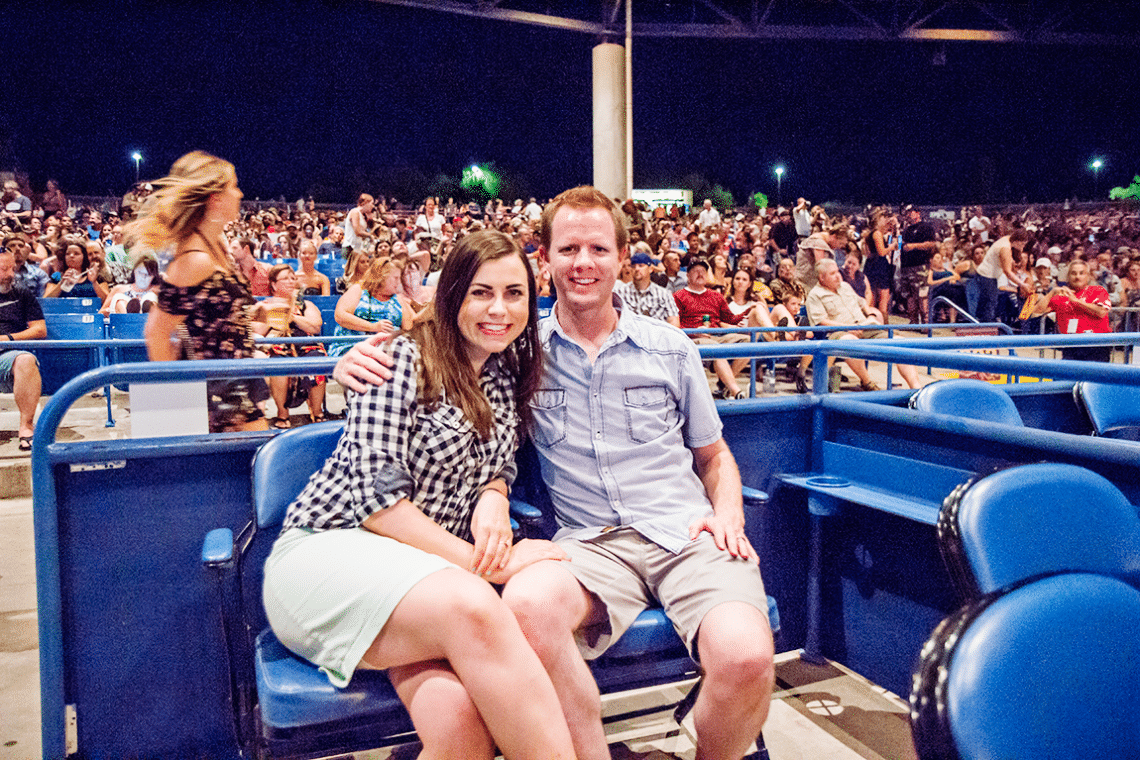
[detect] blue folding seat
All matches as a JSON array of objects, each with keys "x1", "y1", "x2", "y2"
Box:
[
  {"x1": 36, "y1": 313, "x2": 105, "y2": 395},
  {"x1": 37, "y1": 296, "x2": 101, "y2": 315},
  {"x1": 1073, "y1": 380, "x2": 1140, "y2": 440},
  {"x1": 909, "y1": 378, "x2": 1024, "y2": 426},
  {"x1": 938, "y1": 462, "x2": 1140, "y2": 598},
  {"x1": 910, "y1": 572, "x2": 1140, "y2": 760}
]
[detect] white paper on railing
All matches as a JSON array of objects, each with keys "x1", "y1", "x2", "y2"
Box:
[{"x1": 130, "y1": 382, "x2": 209, "y2": 438}]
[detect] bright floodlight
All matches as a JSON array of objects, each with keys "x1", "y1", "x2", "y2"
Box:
[
  {"x1": 131, "y1": 152, "x2": 142, "y2": 161},
  {"x1": 775, "y1": 166, "x2": 785, "y2": 177},
  {"x1": 1091, "y1": 159, "x2": 1103, "y2": 169}
]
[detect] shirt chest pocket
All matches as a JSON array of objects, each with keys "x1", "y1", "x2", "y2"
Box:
[
  {"x1": 529, "y1": 389, "x2": 566, "y2": 448},
  {"x1": 417, "y1": 405, "x2": 478, "y2": 470},
  {"x1": 624, "y1": 385, "x2": 675, "y2": 444}
]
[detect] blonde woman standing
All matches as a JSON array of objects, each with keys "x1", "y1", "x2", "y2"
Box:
[{"x1": 133, "y1": 151, "x2": 269, "y2": 433}]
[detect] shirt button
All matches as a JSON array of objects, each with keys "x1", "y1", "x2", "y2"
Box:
[{"x1": 595, "y1": 431, "x2": 601, "y2": 438}]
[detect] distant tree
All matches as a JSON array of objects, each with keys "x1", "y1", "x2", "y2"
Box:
[
  {"x1": 708, "y1": 184, "x2": 735, "y2": 210},
  {"x1": 461, "y1": 163, "x2": 502, "y2": 201},
  {"x1": 751, "y1": 191, "x2": 769, "y2": 209},
  {"x1": 1109, "y1": 175, "x2": 1140, "y2": 201}
]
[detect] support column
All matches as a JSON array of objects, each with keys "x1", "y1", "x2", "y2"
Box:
[{"x1": 592, "y1": 42, "x2": 628, "y2": 201}]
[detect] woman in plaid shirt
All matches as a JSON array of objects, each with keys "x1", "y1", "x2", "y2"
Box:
[{"x1": 263, "y1": 231, "x2": 576, "y2": 760}]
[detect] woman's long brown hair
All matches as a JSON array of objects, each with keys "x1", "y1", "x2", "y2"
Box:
[{"x1": 408, "y1": 230, "x2": 541, "y2": 440}]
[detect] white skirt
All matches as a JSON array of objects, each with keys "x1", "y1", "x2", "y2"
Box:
[{"x1": 263, "y1": 527, "x2": 456, "y2": 687}]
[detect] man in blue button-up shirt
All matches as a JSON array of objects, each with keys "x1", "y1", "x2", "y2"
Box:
[
  {"x1": 333, "y1": 186, "x2": 774, "y2": 760},
  {"x1": 506, "y1": 186, "x2": 773, "y2": 760}
]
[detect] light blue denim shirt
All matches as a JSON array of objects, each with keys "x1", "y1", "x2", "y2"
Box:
[{"x1": 530, "y1": 295, "x2": 723, "y2": 553}]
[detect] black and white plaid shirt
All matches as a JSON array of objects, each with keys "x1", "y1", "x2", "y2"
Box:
[
  {"x1": 281, "y1": 336, "x2": 519, "y2": 541},
  {"x1": 615, "y1": 281, "x2": 679, "y2": 323}
]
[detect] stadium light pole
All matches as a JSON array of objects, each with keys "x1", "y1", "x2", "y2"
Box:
[
  {"x1": 1091, "y1": 159, "x2": 1103, "y2": 199},
  {"x1": 775, "y1": 166, "x2": 785, "y2": 207},
  {"x1": 131, "y1": 152, "x2": 142, "y2": 184}
]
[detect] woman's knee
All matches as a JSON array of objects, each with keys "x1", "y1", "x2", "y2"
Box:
[{"x1": 431, "y1": 572, "x2": 518, "y2": 643}]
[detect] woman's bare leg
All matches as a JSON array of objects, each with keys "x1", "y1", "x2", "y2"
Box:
[
  {"x1": 388, "y1": 659, "x2": 495, "y2": 760},
  {"x1": 307, "y1": 381, "x2": 326, "y2": 420},
  {"x1": 268, "y1": 376, "x2": 289, "y2": 422},
  {"x1": 360, "y1": 568, "x2": 576, "y2": 760}
]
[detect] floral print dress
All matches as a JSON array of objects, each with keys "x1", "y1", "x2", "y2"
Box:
[{"x1": 156, "y1": 269, "x2": 269, "y2": 431}]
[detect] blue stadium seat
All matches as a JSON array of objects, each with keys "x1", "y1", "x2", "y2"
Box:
[
  {"x1": 316, "y1": 257, "x2": 344, "y2": 283},
  {"x1": 36, "y1": 313, "x2": 105, "y2": 395},
  {"x1": 106, "y1": 313, "x2": 150, "y2": 391},
  {"x1": 938, "y1": 462, "x2": 1140, "y2": 599},
  {"x1": 207, "y1": 422, "x2": 779, "y2": 758},
  {"x1": 304, "y1": 295, "x2": 340, "y2": 337},
  {"x1": 910, "y1": 572, "x2": 1140, "y2": 760},
  {"x1": 274, "y1": 258, "x2": 300, "y2": 270},
  {"x1": 1073, "y1": 380, "x2": 1140, "y2": 440},
  {"x1": 909, "y1": 378, "x2": 1024, "y2": 426},
  {"x1": 37, "y1": 296, "x2": 101, "y2": 314}
]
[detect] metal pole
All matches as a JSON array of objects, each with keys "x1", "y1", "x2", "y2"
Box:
[{"x1": 625, "y1": 0, "x2": 633, "y2": 200}]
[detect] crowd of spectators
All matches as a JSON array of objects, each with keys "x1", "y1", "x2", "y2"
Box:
[{"x1": 2, "y1": 174, "x2": 1139, "y2": 401}]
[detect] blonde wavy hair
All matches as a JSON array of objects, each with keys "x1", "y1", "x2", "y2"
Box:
[
  {"x1": 360, "y1": 255, "x2": 404, "y2": 296},
  {"x1": 125, "y1": 150, "x2": 235, "y2": 267}
]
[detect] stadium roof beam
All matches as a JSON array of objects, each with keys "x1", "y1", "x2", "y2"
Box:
[{"x1": 367, "y1": 0, "x2": 1140, "y2": 46}]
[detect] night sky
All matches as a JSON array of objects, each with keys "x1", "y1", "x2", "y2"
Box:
[{"x1": 4, "y1": 0, "x2": 1137, "y2": 206}]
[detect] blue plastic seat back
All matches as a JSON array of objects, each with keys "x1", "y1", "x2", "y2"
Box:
[
  {"x1": 941, "y1": 462, "x2": 1140, "y2": 596},
  {"x1": 37, "y1": 296, "x2": 101, "y2": 314},
  {"x1": 910, "y1": 378, "x2": 1024, "y2": 426},
  {"x1": 252, "y1": 421, "x2": 344, "y2": 530},
  {"x1": 1074, "y1": 380, "x2": 1140, "y2": 440},
  {"x1": 316, "y1": 258, "x2": 345, "y2": 282},
  {"x1": 36, "y1": 313, "x2": 105, "y2": 394},
  {"x1": 911, "y1": 573, "x2": 1140, "y2": 760}
]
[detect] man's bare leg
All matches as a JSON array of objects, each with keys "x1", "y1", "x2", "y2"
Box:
[
  {"x1": 691, "y1": 602, "x2": 774, "y2": 760},
  {"x1": 13, "y1": 354, "x2": 40, "y2": 439},
  {"x1": 713, "y1": 359, "x2": 743, "y2": 396},
  {"x1": 503, "y1": 561, "x2": 611, "y2": 760}
]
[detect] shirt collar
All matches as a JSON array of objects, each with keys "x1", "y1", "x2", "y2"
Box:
[{"x1": 545, "y1": 292, "x2": 652, "y2": 352}]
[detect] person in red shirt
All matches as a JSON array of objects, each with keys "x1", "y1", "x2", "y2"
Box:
[
  {"x1": 674, "y1": 259, "x2": 754, "y2": 398},
  {"x1": 1031, "y1": 259, "x2": 1112, "y2": 362}
]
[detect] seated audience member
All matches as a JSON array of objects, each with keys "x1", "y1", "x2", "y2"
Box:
[
  {"x1": 230, "y1": 237, "x2": 270, "y2": 297},
  {"x1": 650, "y1": 250, "x2": 686, "y2": 293},
  {"x1": 4, "y1": 233, "x2": 48, "y2": 297},
  {"x1": 926, "y1": 250, "x2": 966, "y2": 322},
  {"x1": 103, "y1": 251, "x2": 161, "y2": 313},
  {"x1": 1, "y1": 181, "x2": 32, "y2": 227},
  {"x1": 841, "y1": 246, "x2": 871, "y2": 300},
  {"x1": 769, "y1": 257, "x2": 806, "y2": 306},
  {"x1": 1029, "y1": 258, "x2": 1112, "y2": 362},
  {"x1": 84, "y1": 239, "x2": 120, "y2": 289},
  {"x1": 675, "y1": 259, "x2": 753, "y2": 399},
  {"x1": 616, "y1": 251, "x2": 680, "y2": 326},
  {"x1": 330, "y1": 255, "x2": 413, "y2": 357},
  {"x1": 295, "y1": 240, "x2": 330, "y2": 296},
  {"x1": 734, "y1": 252, "x2": 773, "y2": 304},
  {"x1": 317, "y1": 225, "x2": 344, "y2": 258},
  {"x1": 400, "y1": 256, "x2": 434, "y2": 315},
  {"x1": 42, "y1": 237, "x2": 109, "y2": 300},
  {"x1": 0, "y1": 249, "x2": 46, "y2": 451},
  {"x1": 253, "y1": 264, "x2": 327, "y2": 428},
  {"x1": 262, "y1": 231, "x2": 577, "y2": 760},
  {"x1": 807, "y1": 259, "x2": 920, "y2": 391}
]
